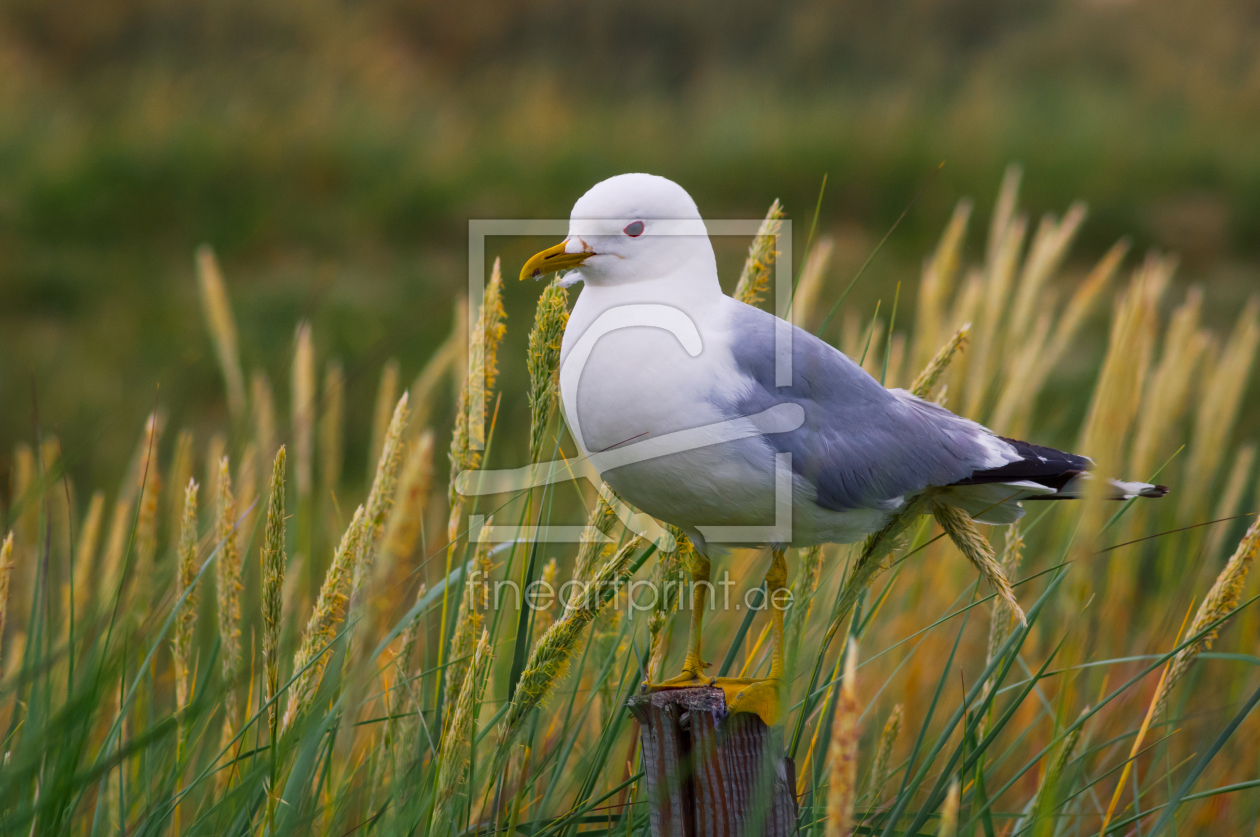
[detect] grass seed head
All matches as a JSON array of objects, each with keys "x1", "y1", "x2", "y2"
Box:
[
  {"x1": 261, "y1": 447, "x2": 287, "y2": 736},
  {"x1": 939, "y1": 778, "x2": 961, "y2": 837},
  {"x1": 368, "y1": 358, "x2": 400, "y2": 484},
  {"x1": 527, "y1": 277, "x2": 570, "y2": 463},
  {"x1": 449, "y1": 258, "x2": 507, "y2": 510},
  {"x1": 910, "y1": 325, "x2": 970, "y2": 400},
  {"x1": 933, "y1": 500, "x2": 1025, "y2": 625},
  {"x1": 214, "y1": 456, "x2": 243, "y2": 751},
  {"x1": 173, "y1": 480, "x2": 199, "y2": 713},
  {"x1": 914, "y1": 200, "x2": 971, "y2": 370},
  {"x1": 251, "y1": 370, "x2": 278, "y2": 464},
  {"x1": 868, "y1": 703, "x2": 903, "y2": 808},
  {"x1": 0, "y1": 533, "x2": 13, "y2": 674},
  {"x1": 433, "y1": 629, "x2": 492, "y2": 831},
  {"x1": 292, "y1": 321, "x2": 316, "y2": 499},
  {"x1": 195, "y1": 245, "x2": 246, "y2": 421},
  {"x1": 320, "y1": 359, "x2": 345, "y2": 501},
  {"x1": 1178, "y1": 296, "x2": 1260, "y2": 524},
  {"x1": 501, "y1": 537, "x2": 644, "y2": 751},
  {"x1": 734, "y1": 199, "x2": 783, "y2": 308},
  {"x1": 825, "y1": 639, "x2": 860, "y2": 837},
  {"x1": 1157, "y1": 513, "x2": 1260, "y2": 716}
]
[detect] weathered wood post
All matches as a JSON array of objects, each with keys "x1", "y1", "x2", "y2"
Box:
[{"x1": 627, "y1": 686, "x2": 798, "y2": 837}]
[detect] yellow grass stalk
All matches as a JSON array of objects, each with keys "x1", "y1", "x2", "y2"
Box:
[
  {"x1": 987, "y1": 523, "x2": 1024, "y2": 664},
  {"x1": 1006, "y1": 202, "x2": 1087, "y2": 348},
  {"x1": 449, "y1": 259, "x2": 507, "y2": 496},
  {"x1": 940, "y1": 778, "x2": 960, "y2": 837},
  {"x1": 991, "y1": 240, "x2": 1124, "y2": 438},
  {"x1": 444, "y1": 524, "x2": 494, "y2": 722},
  {"x1": 910, "y1": 326, "x2": 969, "y2": 400},
  {"x1": 1129, "y1": 287, "x2": 1206, "y2": 482},
  {"x1": 195, "y1": 245, "x2": 246, "y2": 421},
  {"x1": 1178, "y1": 296, "x2": 1260, "y2": 524},
  {"x1": 251, "y1": 371, "x2": 278, "y2": 465},
  {"x1": 535, "y1": 557, "x2": 560, "y2": 637},
  {"x1": 566, "y1": 491, "x2": 620, "y2": 613},
  {"x1": 912, "y1": 199, "x2": 971, "y2": 371},
  {"x1": 133, "y1": 415, "x2": 163, "y2": 607},
  {"x1": 285, "y1": 503, "x2": 366, "y2": 730},
  {"x1": 785, "y1": 544, "x2": 825, "y2": 677},
  {"x1": 205, "y1": 433, "x2": 226, "y2": 503},
  {"x1": 963, "y1": 212, "x2": 1026, "y2": 419},
  {"x1": 825, "y1": 639, "x2": 860, "y2": 837},
  {"x1": 500, "y1": 537, "x2": 645, "y2": 751},
  {"x1": 791, "y1": 235, "x2": 835, "y2": 330},
  {"x1": 945, "y1": 270, "x2": 984, "y2": 405},
  {"x1": 236, "y1": 443, "x2": 258, "y2": 535},
  {"x1": 987, "y1": 311, "x2": 1052, "y2": 438},
  {"x1": 368, "y1": 358, "x2": 400, "y2": 484},
  {"x1": 173, "y1": 480, "x2": 199, "y2": 730},
  {"x1": 99, "y1": 498, "x2": 133, "y2": 604},
  {"x1": 826, "y1": 493, "x2": 935, "y2": 641},
  {"x1": 527, "y1": 278, "x2": 570, "y2": 463},
  {"x1": 932, "y1": 500, "x2": 1024, "y2": 624},
  {"x1": 378, "y1": 430, "x2": 434, "y2": 584},
  {"x1": 383, "y1": 585, "x2": 425, "y2": 775},
  {"x1": 1155, "y1": 513, "x2": 1260, "y2": 717},
  {"x1": 214, "y1": 457, "x2": 244, "y2": 762},
  {"x1": 259, "y1": 447, "x2": 286, "y2": 829},
  {"x1": 1203, "y1": 444, "x2": 1256, "y2": 562},
  {"x1": 0, "y1": 533, "x2": 12, "y2": 674},
  {"x1": 319, "y1": 359, "x2": 344, "y2": 506},
  {"x1": 1079, "y1": 258, "x2": 1168, "y2": 540},
  {"x1": 292, "y1": 321, "x2": 316, "y2": 503},
  {"x1": 987, "y1": 164, "x2": 1022, "y2": 268},
  {"x1": 39, "y1": 437, "x2": 72, "y2": 560},
  {"x1": 260, "y1": 448, "x2": 287, "y2": 738},
  {"x1": 432, "y1": 629, "x2": 492, "y2": 831},
  {"x1": 284, "y1": 395, "x2": 408, "y2": 729},
  {"x1": 734, "y1": 199, "x2": 784, "y2": 308},
  {"x1": 410, "y1": 297, "x2": 468, "y2": 434},
  {"x1": 439, "y1": 262, "x2": 506, "y2": 689},
  {"x1": 167, "y1": 430, "x2": 194, "y2": 544},
  {"x1": 867, "y1": 704, "x2": 903, "y2": 809},
  {"x1": 70, "y1": 491, "x2": 105, "y2": 624}
]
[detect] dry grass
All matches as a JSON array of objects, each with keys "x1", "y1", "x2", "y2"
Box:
[{"x1": 2, "y1": 170, "x2": 1259, "y2": 836}]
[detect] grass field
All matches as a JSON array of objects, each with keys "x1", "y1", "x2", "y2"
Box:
[{"x1": 1, "y1": 166, "x2": 1258, "y2": 834}]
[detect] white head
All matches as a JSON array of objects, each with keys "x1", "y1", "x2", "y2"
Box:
[{"x1": 520, "y1": 173, "x2": 718, "y2": 289}]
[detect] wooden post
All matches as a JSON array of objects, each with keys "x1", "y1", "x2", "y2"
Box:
[{"x1": 627, "y1": 686, "x2": 798, "y2": 837}]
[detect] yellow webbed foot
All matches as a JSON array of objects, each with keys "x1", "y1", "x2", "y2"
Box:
[
  {"x1": 713, "y1": 677, "x2": 782, "y2": 728},
  {"x1": 646, "y1": 657, "x2": 713, "y2": 692}
]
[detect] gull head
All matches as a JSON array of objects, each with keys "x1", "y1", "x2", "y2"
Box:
[{"x1": 520, "y1": 173, "x2": 717, "y2": 288}]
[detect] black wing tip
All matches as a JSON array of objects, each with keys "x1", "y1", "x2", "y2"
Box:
[{"x1": 1141, "y1": 484, "x2": 1171, "y2": 498}]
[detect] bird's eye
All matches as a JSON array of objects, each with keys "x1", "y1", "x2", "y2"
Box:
[{"x1": 623, "y1": 221, "x2": 645, "y2": 237}]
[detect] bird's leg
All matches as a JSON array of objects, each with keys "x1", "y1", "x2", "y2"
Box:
[
  {"x1": 711, "y1": 546, "x2": 788, "y2": 728},
  {"x1": 646, "y1": 548, "x2": 713, "y2": 690}
]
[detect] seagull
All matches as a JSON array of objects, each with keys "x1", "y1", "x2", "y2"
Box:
[{"x1": 520, "y1": 172, "x2": 1167, "y2": 726}]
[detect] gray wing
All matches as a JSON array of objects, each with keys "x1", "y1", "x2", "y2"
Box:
[{"x1": 720, "y1": 301, "x2": 1014, "y2": 512}]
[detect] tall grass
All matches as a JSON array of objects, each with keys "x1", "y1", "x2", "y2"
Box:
[{"x1": 1, "y1": 171, "x2": 1259, "y2": 836}]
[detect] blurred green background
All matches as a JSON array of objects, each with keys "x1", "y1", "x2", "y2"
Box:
[{"x1": 3, "y1": 0, "x2": 1259, "y2": 493}]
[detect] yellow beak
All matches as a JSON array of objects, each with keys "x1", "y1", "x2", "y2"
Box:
[{"x1": 520, "y1": 240, "x2": 592, "y2": 281}]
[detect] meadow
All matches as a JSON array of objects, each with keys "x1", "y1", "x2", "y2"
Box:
[{"x1": 1, "y1": 164, "x2": 1258, "y2": 835}]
